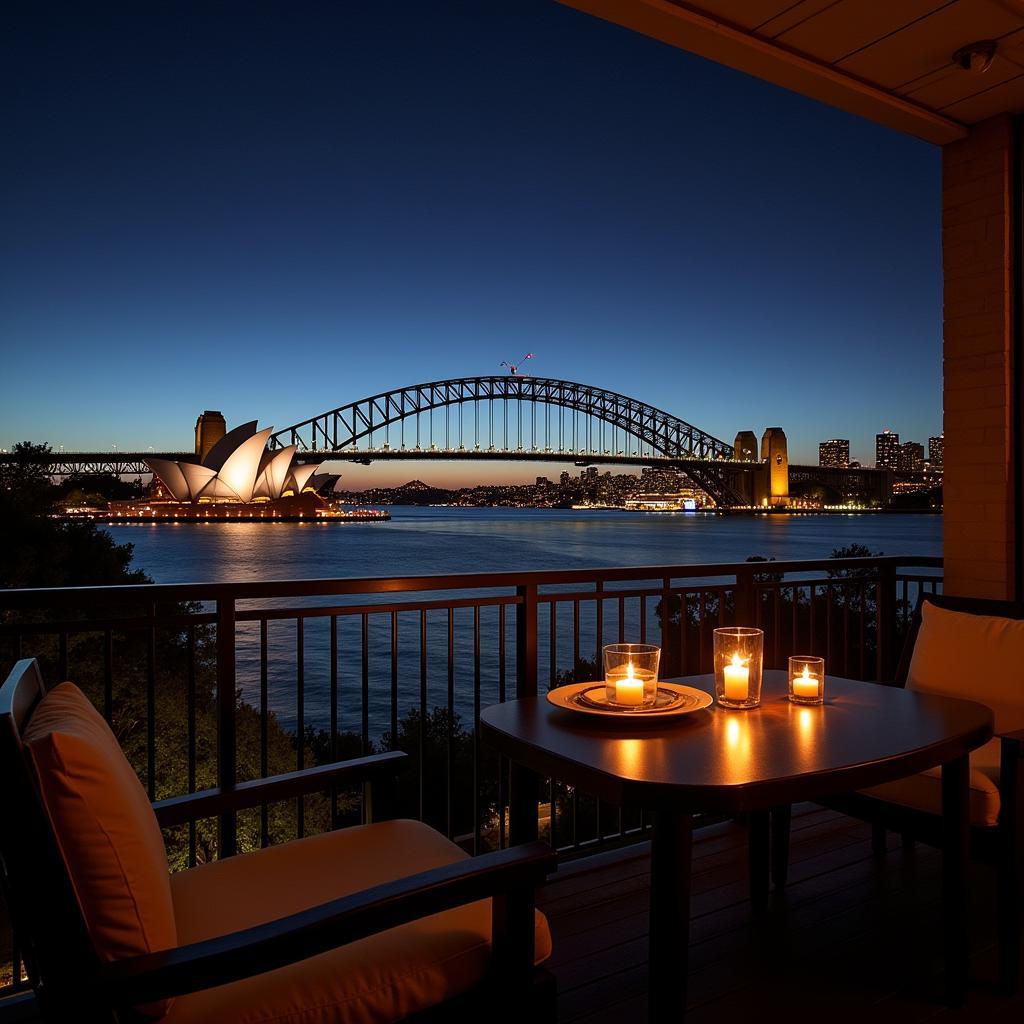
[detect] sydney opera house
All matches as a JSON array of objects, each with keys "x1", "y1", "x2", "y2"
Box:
[{"x1": 108, "y1": 418, "x2": 387, "y2": 522}]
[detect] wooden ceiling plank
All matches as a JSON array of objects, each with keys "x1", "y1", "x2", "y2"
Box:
[
  {"x1": 682, "y1": 0, "x2": 796, "y2": 31},
  {"x1": 755, "y1": 0, "x2": 838, "y2": 40},
  {"x1": 837, "y1": 2, "x2": 1024, "y2": 90},
  {"x1": 940, "y1": 71, "x2": 1024, "y2": 120},
  {"x1": 774, "y1": 0, "x2": 952, "y2": 66},
  {"x1": 903, "y1": 54, "x2": 1023, "y2": 108},
  {"x1": 559, "y1": 0, "x2": 967, "y2": 143}
]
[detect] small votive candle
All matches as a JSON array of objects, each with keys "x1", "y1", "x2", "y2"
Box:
[
  {"x1": 604, "y1": 643, "x2": 660, "y2": 708},
  {"x1": 722, "y1": 653, "x2": 750, "y2": 701},
  {"x1": 788, "y1": 656, "x2": 825, "y2": 705},
  {"x1": 614, "y1": 662, "x2": 645, "y2": 706},
  {"x1": 713, "y1": 627, "x2": 764, "y2": 709}
]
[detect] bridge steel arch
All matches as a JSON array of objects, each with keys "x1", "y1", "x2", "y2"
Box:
[{"x1": 270, "y1": 376, "x2": 735, "y2": 462}]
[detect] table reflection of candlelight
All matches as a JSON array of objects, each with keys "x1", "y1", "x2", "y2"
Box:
[
  {"x1": 722, "y1": 653, "x2": 749, "y2": 701},
  {"x1": 792, "y1": 664, "x2": 820, "y2": 699},
  {"x1": 614, "y1": 662, "x2": 645, "y2": 706}
]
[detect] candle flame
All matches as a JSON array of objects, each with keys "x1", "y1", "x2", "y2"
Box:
[
  {"x1": 626, "y1": 661, "x2": 635, "y2": 680},
  {"x1": 730, "y1": 653, "x2": 743, "y2": 668},
  {"x1": 801, "y1": 664, "x2": 811, "y2": 680}
]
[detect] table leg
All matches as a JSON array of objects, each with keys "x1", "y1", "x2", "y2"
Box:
[
  {"x1": 941, "y1": 754, "x2": 970, "y2": 1006},
  {"x1": 649, "y1": 809, "x2": 692, "y2": 1023},
  {"x1": 771, "y1": 803, "x2": 792, "y2": 889},
  {"x1": 748, "y1": 809, "x2": 770, "y2": 913},
  {"x1": 509, "y1": 761, "x2": 538, "y2": 846}
]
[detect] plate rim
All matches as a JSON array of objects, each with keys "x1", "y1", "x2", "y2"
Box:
[{"x1": 546, "y1": 680, "x2": 713, "y2": 718}]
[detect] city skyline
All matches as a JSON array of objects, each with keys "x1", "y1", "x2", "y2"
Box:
[{"x1": 1, "y1": 3, "x2": 942, "y2": 488}]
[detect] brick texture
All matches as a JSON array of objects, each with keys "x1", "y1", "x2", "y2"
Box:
[{"x1": 942, "y1": 115, "x2": 1016, "y2": 599}]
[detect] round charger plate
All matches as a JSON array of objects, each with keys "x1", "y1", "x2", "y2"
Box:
[{"x1": 546, "y1": 681, "x2": 713, "y2": 718}]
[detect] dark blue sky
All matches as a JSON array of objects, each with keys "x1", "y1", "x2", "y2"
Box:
[{"x1": 1, "y1": 1, "x2": 941, "y2": 486}]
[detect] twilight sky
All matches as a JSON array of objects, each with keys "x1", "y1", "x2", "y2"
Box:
[{"x1": 1, "y1": 1, "x2": 942, "y2": 488}]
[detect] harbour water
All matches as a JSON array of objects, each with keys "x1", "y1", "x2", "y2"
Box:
[
  {"x1": 107, "y1": 507, "x2": 942, "y2": 584},
  {"x1": 104, "y1": 509, "x2": 942, "y2": 738}
]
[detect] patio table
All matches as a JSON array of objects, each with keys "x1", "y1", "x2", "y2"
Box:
[{"x1": 480, "y1": 670, "x2": 993, "y2": 1021}]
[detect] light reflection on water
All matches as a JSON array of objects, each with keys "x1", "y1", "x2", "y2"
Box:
[{"x1": 104, "y1": 508, "x2": 941, "y2": 740}]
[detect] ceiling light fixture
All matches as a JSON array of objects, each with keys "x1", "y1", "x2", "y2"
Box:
[{"x1": 952, "y1": 40, "x2": 997, "y2": 73}]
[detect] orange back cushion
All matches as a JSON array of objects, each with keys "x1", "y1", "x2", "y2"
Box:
[
  {"x1": 23, "y1": 683, "x2": 176, "y2": 1016},
  {"x1": 908, "y1": 601, "x2": 1024, "y2": 734}
]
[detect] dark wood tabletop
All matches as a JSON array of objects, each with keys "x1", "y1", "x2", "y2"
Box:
[{"x1": 480, "y1": 671, "x2": 994, "y2": 813}]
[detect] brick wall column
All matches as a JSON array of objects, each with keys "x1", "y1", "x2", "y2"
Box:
[{"x1": 942, "y1": 114, "x2": 1018, "y2": 599}]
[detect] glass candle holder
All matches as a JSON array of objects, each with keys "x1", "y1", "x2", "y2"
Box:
[
  {"x1": 788, "y1": 656, "x2": 825, "y2": 705},
  {"x1": 603, "y1": 643, "x2": 660, "y2": 708},
  {"x1": 713, "y1": 627, "x2": 764, "y2": 709}
]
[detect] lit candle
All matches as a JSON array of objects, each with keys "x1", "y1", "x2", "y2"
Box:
[
  {"x1": 614, "y1": 661, "x2": 645, "y2": 706},
  {"x1": 792, "y1": 664, "x2": 820, "y2": 699},
  {"x1": 723, "y1": 653, "x2": 749, "y2": 701}
]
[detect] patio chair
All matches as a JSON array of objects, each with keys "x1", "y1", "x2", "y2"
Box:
[
  {"x1": 0, "y1": 658, "x2": 557, "y2": 1022},
  {"x1": 770, "y1": 593, "x2": 1024, "y2": 992}
]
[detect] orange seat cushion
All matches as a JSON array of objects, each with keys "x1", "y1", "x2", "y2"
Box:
[
  {"x1": 165, "y1": 819, "x2": 552, "y2": 1024},
  {"x1": 860, "y1": 601, "x2": 1024, "y2": 827},
  {"x1": 906, "y1": 601, "x2": 1024, "y2": 734},
  {"x1": 23, "y1": 682, "x2": 177, "y2": 1016},
  {"x1": 861, "y1": 736, "x2": 1002, "y2": 827}
]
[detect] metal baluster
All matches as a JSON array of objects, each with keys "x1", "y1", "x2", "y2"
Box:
[
  {"x1": 809, "y1": 585, "x2": 816, "y2": 657},
  {"x1": 390, "y1": 613, "x2": 399, "y2": 745},
  {"x1": 260, "y1": 620, "x2": 269, "y2": 847},
  {"x1": 549, "y1": 601, "x2": 557, "y2": 687},
  {"x1": 330, "y1": 615, "x2": 338, "y2": 827},
  {"x1": 842, "y1": 584, "x2": 851, "y2": 677},
  {"x1": 215, "y1": 597, "x2": 237, "y2": 858},
  {"x1": 447, "y1": 609, "x2": 454, "y2": 840},
  {"x1": 498, "y1": 605, "x2": 507, "y2": 848},
  {"x1": 573, "y1": 600, "x2": 580, "y2": 672},
  {"x1": 498, "y1": 604, "x2": 506, "y2": 702},
  {"x1": 826, "y1": 584, "x2": 834, "y2": 669},
  {"x1": 858, "y1": 581, "x2": 867, "y2": 679},
  {"x1": 772, "y1": 587, "x2": 781, "y2": 670},
  {"x1": 419, "y1": 610, "x2": 427, "y2": 823},
  {"x1": 296, "y1": 618, "x2": 304, "y2": 839},
  {"x1": 361, "y1": 613, "x2": 370, "y2": 757},
  {"x1": 188, "y1": 626, "x2": 197, "y2": 865},
  {"x1": 640, "y1": 593, "x2": 647, "y2": 643},
  {"x1": 679, "y1": 592, "x2": 688, "y2": 674},
  {"x1": 147, "y1": 609, "x2": 156, "y2": 801},
  {"x1": 698, "y1": 591, "x2": 707, "y2": 672},
  {"x1": 464, "y1": 604, "x2": 483, "y2": 850}
]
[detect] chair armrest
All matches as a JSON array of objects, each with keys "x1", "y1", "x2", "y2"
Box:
[
  {"x1": 998, "y1": 727, "x2": 1024, "y2": 746},
  {"x1": 98, "y1": 840, "x2": 557, "y2": 1007},
  {"x1": 152, "y1": 750, "x2": 408, "y2": 828}
]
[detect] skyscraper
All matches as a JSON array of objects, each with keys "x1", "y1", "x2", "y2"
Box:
[
  {"x1": 875, "y1": 429, "x2": 900, "y2": 470},
  {"x1": 818, "y1": 439, "x2": 850, "y2": 468},
  {"x1": 929, "y1": 434, "x2": 944, "y2": 469},
  {"x1": 899, "y1": 441, "x2": 925, "y2": 472}
]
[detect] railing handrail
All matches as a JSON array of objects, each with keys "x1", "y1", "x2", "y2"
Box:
[{"x1": 0, "y1": 554, "x2": 943, "y2": 608}]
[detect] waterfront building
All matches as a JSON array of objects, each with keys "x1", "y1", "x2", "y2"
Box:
[
  {"x1": 875, "y1": 429, "x2": 900, "y2": 470},
  {"x1": 899, "y1": 441, "x2": 926, "y2": 472},
  {"x1": 818, "y1": 439, "x2": 849, "y2": 468},
  {"x1": 929, "y1": 434, "x2": 944, "y2": 469},
  {"x1": 113, "y1": 419, "x2": 371, "y2": 521}
]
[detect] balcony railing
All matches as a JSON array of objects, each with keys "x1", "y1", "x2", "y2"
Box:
[{"x1": 0, "y1": 553, "x2": 941, "y2": 996}]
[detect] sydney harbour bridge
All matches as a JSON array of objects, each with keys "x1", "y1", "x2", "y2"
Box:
[{"x1": 1, "y1": 375, "x2": 889, "y2": 507}]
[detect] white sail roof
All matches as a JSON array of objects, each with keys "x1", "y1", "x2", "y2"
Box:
[{"x1": 145, "y1": 422, "x2": 317, "y2": 505}]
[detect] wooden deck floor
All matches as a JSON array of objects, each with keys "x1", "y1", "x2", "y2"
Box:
[{"x1": 537, "y1": 804, "x2": 1024, "y2": 1023}]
